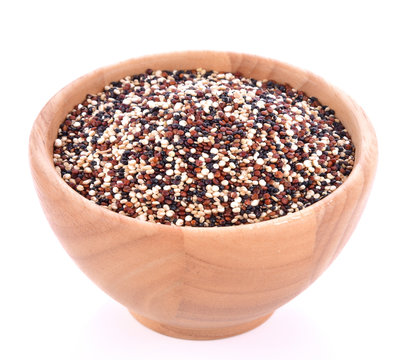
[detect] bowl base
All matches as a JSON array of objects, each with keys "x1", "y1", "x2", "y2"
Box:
[{"x1": 129, "y1": 310, "x2": 273, "y2": 340}]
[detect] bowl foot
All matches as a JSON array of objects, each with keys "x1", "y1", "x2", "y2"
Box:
[{"x1": 129, "y1": 310, "x2": 273, "y2": 340}]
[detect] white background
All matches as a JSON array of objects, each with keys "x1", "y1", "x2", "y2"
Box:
[{"x1": 1, "y1": 1, "x2": 410, "y2": 359}]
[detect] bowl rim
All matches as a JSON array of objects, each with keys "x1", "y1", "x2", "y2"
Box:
[{"x1": 29, "y1": 50, "x2": 378, "y2": 233}]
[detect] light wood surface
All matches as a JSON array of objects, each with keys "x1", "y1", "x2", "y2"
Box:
[{"x1": 29, "y1": 51, "x2": 378, "y2": 340}]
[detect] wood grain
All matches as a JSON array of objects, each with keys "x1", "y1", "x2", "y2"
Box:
[{"x1": 29, "y1": 51, "x2": 378, "y2": 339}]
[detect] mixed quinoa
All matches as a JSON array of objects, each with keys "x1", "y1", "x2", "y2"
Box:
[{"x1": 53, "y1": 69, "x2": 355, "y2": 226}]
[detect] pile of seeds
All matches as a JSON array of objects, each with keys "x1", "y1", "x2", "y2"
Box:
[{"x1": 53, "y1": 69, "x2": 355, "y2": 227}]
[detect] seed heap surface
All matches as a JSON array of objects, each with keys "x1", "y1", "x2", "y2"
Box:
[{"x1": 53, "y1": 69, "x2": 355, "y2": 227}]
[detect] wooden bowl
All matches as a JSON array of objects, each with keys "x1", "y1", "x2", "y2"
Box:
[{"x1": 29, "y1": 51, "x2": 378, "y2": 340}]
